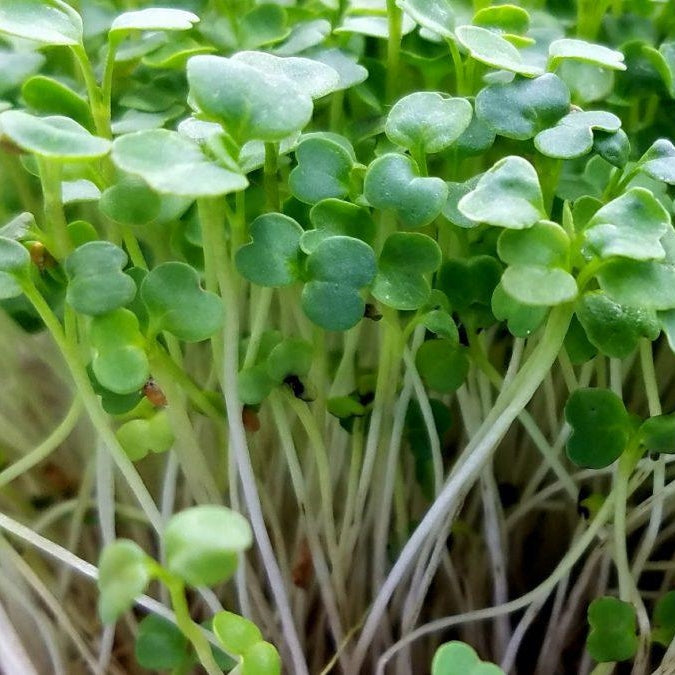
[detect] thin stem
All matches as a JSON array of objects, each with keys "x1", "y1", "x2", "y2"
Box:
[{"x1": 385, "y1": 0, "x2": 403, "y2": 101}]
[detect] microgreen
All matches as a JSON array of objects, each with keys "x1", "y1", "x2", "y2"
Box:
[
  {"x1": 431, "y1": 641, "x2": 505, "y2": 675},
  {"x1": 586, "y1": 597, "x2": 638, "y2": 662}
]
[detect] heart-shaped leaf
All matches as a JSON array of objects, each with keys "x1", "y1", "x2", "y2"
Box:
[
  {"x1": 163, "y1": 505, "x2": 253, "y2": 587},
  {"x1": 549, "y1": 38, "x2": 626, "y2": 71},
  {"x1": 111, "y1": 130, "x2": 247, "y2": 197},
  {"x1": 396, "y1": 0, "x2": 455, "y2": 39},
  {"x1": 432, "y1": 640, "x2": 505, "y2": 675},
  {"x1": 638, "y1": 139, "x2": 675, "y2": 185},
  {"x1": 455, "y1": 25, "x2": 542, "y2": 77},
  {"x1": 475, "y1": 74, "x2": 570, "y2": 140},
  {"x1": 372, "y1": 232, "x2": 441, "y2": 310},
  {"x1": 109, "y1": 8, "x2": 199, "y2": 39},
  {"x1": 639, "y1": 414, "x2": 675, "y2": 455},
  {"x1": 437, "y1": 256, "x2": 501, "y2": 312},
  {"x1": 586, "y1": 597, "x2": 638, "y2": 662},
  {"x1": 97, "y1": 540, "x2": 153, "y2": 624},
  {"x1": 0, "y1": 111, "x2": 110, "y2": 160},
  {"x1": 364, "y1": 153, "x2": 448, "y2": 228},
  {"x1": 385, "y1": 92, "x2": 472, "y2": 154},
  {"x1": 498, "y1": 221, "x2": 569, "y2": 267},
  {"x1": 597, "y1": 259, "x2": 675, "y2": 310},
  {"x1": 187, "y1": 55, "x2": 313, "y2": 144},
  {"x1": 583, "y1": 187, "x2": 671, "y2": 261},
  {"x1": 652, "y1": 592, "x2": 675, "y2": 646},
  {"x1": 458, "y1": 156, "x2": 545, "y2": 228},
  {"x1": 213, "y1": 611, "x2": 263, "y2": 656},
  {"x1": 302, "y1": 199, "x2": 375, "y2": 254},
  {"x1": 501, "y1": 265, "x2": 577, "y2": 306},
  {"x1": 89, "y1": 309, "x2": 149, "y2": 395},
  {"x1": 116, "y1": 411, "x2": 175, "y2": 462},
  {"x1": 416, "y1": 339, "x2": 469, "y2": 393},
  {"x1": 289, "y1": 136, "x2": 353, "y2": 204},
  {"x1": 0, "y1": 0, "x2": 82, "y2": 46},
  {"x1": 301, "y1": 236, "x2": 376, "y2": 331},
  {"x1": 565, "y1": 388, "x2": 630, "y2": 468},
  {"x1": 141, "y1": 262, "x2": 223, "y2": 342},
  {"x1": 235, "y1": 213, "x2": 303, "y2": 287},
  {"x1": 492, "y1": 282, "x2": 548, "y2": 337},
  {"x1": 65, "y1": 242, "x2": 136, "y2": 316},
  {"x1": 576, "y1": 292, "x2": 660, "y2": 358},
  {"x1": 134, "y1": 615, "x2": 189, "y2": 671},
  {"x1": 0, "y1": 236, "x2": 30, "y2": 299},
  {"x1": 534, "y1": 110, "x2": 621, "y2": 159}
]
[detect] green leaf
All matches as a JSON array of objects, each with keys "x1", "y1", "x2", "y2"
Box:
[
  {"x1": 396, "y1": 0, "x2": 455, "y2": 39},
  {"x1": 0, "y1": 50, "x2": 44, "y2": 97},
  {"x1": 116, "y1": 411, "x2": 174, "y2": 462},
  {"x1": 454, "y1": 112, "x2": 496, "y2": 156},
  {"x1": 0, "y1": 236, "x2": 30, "y2": 299},
  {"x1": 141, "y1": 262, "x2": 223, "y2": 342},
  {"x1": 235, "y1": 213, "x2": 303, "y2": 287},
  {"x1": 303, "y1": 48, "x2": 368, "y2": 91},
  {"x1": 639, "y1": 415, "x2": 675, "y2": 455},
  {"x1": 458, "y1": 156, "x2": 545, "y2": 229},
  {"x1": 593, "y1": 129, "x2": 630, "y2": 168},
  {"x1": 89, "y1": 309, "x2": 148, "y2": 395},
  {"x1": 587, "y1": 597, "x2": 638, "y2": 662},
  {"x1": 240, "y1": 4, "x2": 289, "y2": 50},
  {"x1": 455, "y1": 26, "x2": 542, "y2": 77},
  {"x1": 0, "y1": 111, "x2": 110, "y2": 161},
  {"x1": 639, "y1": 139, "x2": 675, "y2": 185},
  {"x1": 534, "y1": 110, "x2": 621, "y2": 159},
  {"x1": 557, "y1": 60, "x2": 615, "y2": 104},
  {"x1": 498, "y1": 221, "x2": 569, "y2": 267},
  {"x1": 134, "y1": 615, "x2": 188, "y2": 670},
  {"x1": 501, "y1": 266, "x2": 577, "y2": 306},
  {"x1": 473, "y1": 5, "x2": 530, "y2": 36},
  {"x1": 99, "y1": 177, "x2": 161, "y2": 226},
  {"x1": 385, "y1": 92, "x2": 472, "y2": 154},
  {"x1": 432, "y1": 640, "x2": 505, "y2": 675},
  {"x1": 372, "y1": 232, "x2": 441, "y2": 310},
  {"x1": 302, "y1": 236, "x2": 376, "y2": 331},
  {"x1": 273, "y1": 19, "x2": 331, "y2": 57},
  {"x1": 549, "y1": 38, "x2": 626, "y2": 71},
  {"x1": 492, "y1": 282, "x2": 547, "y2": 337},
  {"x1": 652, "y1": 592, "x2": 675, "y2": 645},
  {"x1": 266, "y1": 338, "x2": 313, "y2": 383},
  {"x1": 565, "y1": 388, "x2": 630, "y2": 468},
  {"x1": 475, "y1": 74, "x2": 570, "y2": 141},
  {"x1": 437, "y1": 256, "x2": 501, "y2": 313},
  {"x1": 65, "y1": 242, "x2": 136, "y2": 316},
  {"x1": 111, "y1": 130, "x2": 247, "y2": 197},
  {"x1": 289, "y1": 136, "x2": 353, "y2": 204},
  {"x1": 442, "y1": 176, "x2": 482, "y2": 228},
  {"x1": 584, "y1": 187, "x2": 670, "y2": 261},
  {"x1": 97, "y1": 540, "x2": 152, "y2": 624},
  {"x1": 109, "y1": 8, "x2": 198, "y2": 39},
  {"x1": 21, "y1": 76, "x2": 93, "y2": 130},
  {"x1": 364, "y1": 153, "x2": 448, "y2": 228},
  {"x1": 212, "y1": 611, "x2": 262, "y2": 656},
  {"x1": 416, "y1": 339, "x2": 469, "y2": 392},
  {"x1": 576, "y1": 292, "x2": 660, "y2": 359},
  {"x1": 302, "y1": 199, "x2": 375, "y2": 254},
  {"x1": 238, "y1": 364, "x2": 276, "y2": 406},
  {"x1": 164, "y1": 505, "x2": 253, "y2": 587},
  {"x1": 0, "y1": 0, "x2": 82, "y2": 46},
  {"x1": 597, "y1": 259, "x2": 675, "y2": 310},
  {"x1": 242, "y1": 641, "x2": 281, "y2": 675},
  {"x1": 187, "y1": 55, "x2": 313, "y2": 144}
]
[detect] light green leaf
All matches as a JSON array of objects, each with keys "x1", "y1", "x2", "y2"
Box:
[
  {"x1": 396, "y1": 0, "x2": 455, "y2": 39},
  {"x1": 110, "y1": 8, "x2": 198, "y2": 39},
  {"x1": 549, "y1": 38, "x2": 626, "y2": 71},
  {"x1": 502, "y1": 266, "x2": 577, "y2": 306},
  {"x1": 0, "y1": 0, "x2": 82, "y2": 46},
  {"x1": 597, "y1": 260, "x2": 675, "y2": 310}
]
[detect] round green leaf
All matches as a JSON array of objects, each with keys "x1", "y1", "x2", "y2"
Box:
[
  {"x1": 437, "y1": 256, "x2": 501, "y2": 312},
  {"x1": 549, "y1": 38, "x2": 626, "y2": 71},
  {"x1": 238, "y1": 364, "x2": 276, "y2": 406},
  {"x1": 454, "y1": 112, "x2": 496, "y2": 156},
  {"x1": 557, "y1": 60, "x2": 615, "y2": 104},
  {"x1": 212, "y1": 611, "x2": 263, "y2": 656},
  {"x1": 639, "y1": 139, "x2": 675, "y2": 185},
  {"x1": 432, "y1": 640, "x2": 505, "y2": 675},
  {"x1": 187, "y1": 55, "x2": 313, "y2": 144},
  {"x1": 242, "y1": 641, "x2": 281, "y2": 675},
  {"x1": 473, "y1": 5, "x2": 530, "y2": 36},
  {"x1": 163, "y1": 505, "x2": 253, "y2": 587},
  {"x1": 639, "y1": 415, "x2": 675, "y2": 455},
  {"x1": 303, "y1": 47, "x2": 368, "y2": 91},
  {"x1": 302, "y1": 236, "x2": 376, "y2": 331},
  {"x1": 266, "y1": 338, "x2": 313, "y2": 383},
  {"x1": 141, "y1": 262, "x2": 222, "y2": 342},
  {"x1": 416, "y1": 339, "x2": 469, "y2": 392},
  {"x1": 501, "y1": 265, "x2": 577, "y2": 306},
  {"x1": 273, "y1": 19, "x2": 331, "y2": 57},
  {"x1": 99, "y1": 177, "x2": 161, "y2": 226},
  {"x1": 302, "y1": 199, "x2": 375, "y2": 254},
  {"x1": 385, "y1": 92, "x2": 472, "y2": 154},
  {"x1": 455, "y1": 25, "x2": 542, "y2": 77},
  {"x1": 289, "y1": 136, "x2": 353, "y2": 204},
  {"x1": 0, "y1": 111, "x2": 110, "y2": 160},
  {"x1": 475, "y1": 74, "x2": 570, "y2": 141},
  {"x1": 110, "y1": 8, "x2": 198, "y2": 38},
  {"x1": 593, "y1": 129, "x2": 630, "y2": 169},
  {"x1": 587, "y1": 597, "x2": 638, "y2": 662},
  {"x1": 396, "y1": 0, "x2": 455, "y2": 39},
  {"x1": 364, "y1": 153, "x2": 448, "y2": 228},
  {"x1": 112, "y1": 129, "x2": 247, "y2": 197},
  {"x1": 239, "y1": 4, "x2": 289, "y2": 50},
  {"x1": 0, "y1": 0, "x2": 82, "y2": 46},
  {"x1": 458, "y1": 156, "x2": 544, "y2": 229},
  {"x1": 565, "y1": 388, "x2": 630, "y2": 469},
  {"x1": 0, "y1": 236, "x2": 30, "y2": 299},
  {"x1": 235, "y1": 213, "x2": 303, "y2": 287},
  {"x1": 372, "y1": 232, "x2": 441, "y2": 310},
  {"x1": 653, "y1": 592, "x2": 675, "y2": 646},
  {"x1": 65, "y1": 241, "x2": 136, "y2": 316},
  {"x1": 442, "y1": 175, "x2": 482, "y2": 228},
  {"x1": 576, "y1": 292, "x2": 660, "y2": 359},
  {"x1": 597, "y1": 259, "x2": 675, "y2": 310},
  {"x1": 22, "y1": 76, "x2": 92, "y2": 130},
  {"x1": 97, "y1": 539, "x2": 152, "y2": 624},
  {"x1": 498, "y1": 221, "x2": 569, "y2": 267},
  {"x1": 492, "y1": 282, "x2": 547, "y2": 337},
  {"x1": 116, "y1": 411, "x2": 175, "y2": 462},
  {"x1": 134, "y1": 615, "x2": 189, "y2": 671}
]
